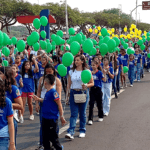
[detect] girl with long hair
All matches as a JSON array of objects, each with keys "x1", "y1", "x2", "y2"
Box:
[{"x1": 65, "y1": 54, "x2": 94, "y2": 139}]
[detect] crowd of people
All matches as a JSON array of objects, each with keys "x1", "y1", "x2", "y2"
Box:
[{"x1": 0, "y1": 34, "x2": 150, "y2": 150}]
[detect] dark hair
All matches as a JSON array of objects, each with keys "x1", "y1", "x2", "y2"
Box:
[
  {"x1": 15, "y1": 54, "x2": 21, "y2": 59},
  {"x1": 0, "y1": 79, "x2": 6, "y2": 108},
  {"x1": 72, "y1": 54, "x2": 87, "y2": 71},
  {"x1": 44, "y1": 74, "x2": 55, "y2": 85},
  {"x1": 91, "y1": 60, "x2": 101, "y2": 70},
  {"x1": 21, "y1": 61, "x2": 33, "y2": 78},
  {"x1": 120, "y1": 48, "x2": 126, "y2": 53},
  {"x1": 0, "y1": 67, "x2": 16, "y2": 93},
  {"x1": 52, "y1": 55, "x2": 61, "y2": 64},
  {"x1": 0, "y1": 58, "x2": 2, "y2": 64},
  {"x1": 103, "y1": 56, "x2": 110, "y2": 63},
  {"x1": 110, "y1": 55, "x2": 118, "y2": 71},
  {"x1": 134, "y1": 43, "x2": 139, "y2": 49},
  {"x1": 29, "y1": 54, "x2": 34, "y2": 62}
]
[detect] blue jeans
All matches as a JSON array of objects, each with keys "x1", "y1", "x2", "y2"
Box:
[
  {"x1": 102, "y1": 83, "x2": 112, "y2": 115},
  {"x1": 112, "y1": 74, "x2": 117, "y2": 93},
  {"x1": 14, "y1": 118, "x2": 17, "y2": 146},
  {"x1": 0, "y1": 137, "x2": 9, "y2": 150},
  {"x1": 116, "y1": 71, "x2": 121, "y2": 92},
  {"x1": 140, "y1": 64, "x2": 144, "y2": 77},
  {"x1": 67, "y1": 89, "x2": 89, "y2": 136},
  {"x1": 39, "y1": 102, "x2": 43, "y2": 146},
  {"x1": 134, "y1": 63, "x2": 141, "y2": 81},
  {"x1": 128, "y1": 67, "x2": 134, "y2": 85}
]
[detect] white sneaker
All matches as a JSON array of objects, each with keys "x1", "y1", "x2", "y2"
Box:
[
  {"x1": 79, "y1": 133, "x2": 85, "y2": 138},
  {"x1": 120, "y1": 86, "x2": 123, "y2": 89},
  {"x1": 130, "y1": 84, "x2": 133, "y2": 87},
  {"x1": 20, "y1": 115, "x2": 24, "y2": 123},
  {"x1": 88, "y1": 120, "x2": 93, "y2": 125},
  {"x1": 125, "y1": 84, "x2": 127, "y2": 88},
  {"x1": 137, "y1": 80, "x2": 140, "y2": 82},
  {"x1": 98, "y1": 118, "x2": 103, "y2": 122},
  {"x1": 29, "y1": 115, "x2": 34, "y2": 120},
  {"x1": 65, "y1": 133, "x2": 74, "y2": 140},
  {"x1": 134, "y1": 79, "x2": 137, "y2": 81},
  {"x1": 105, "y1": 113, "x2": 109, "y2": 116}
]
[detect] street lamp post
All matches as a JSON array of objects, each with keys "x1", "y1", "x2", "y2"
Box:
[{"x1": 136, "y1": 0, "x2": 138, "y2": 26}]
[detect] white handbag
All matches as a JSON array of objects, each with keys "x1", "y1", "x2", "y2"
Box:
[{"x1": 74, "y1": 91, "x2": 87, "y2": 103}]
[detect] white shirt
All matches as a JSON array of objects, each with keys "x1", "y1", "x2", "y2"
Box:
[
  {"x1": 30, "y1": 50, "x2": 37, "y2": 56},
  {"x1": 69, "y1": 69, "x2": 82, "y2": 89}
]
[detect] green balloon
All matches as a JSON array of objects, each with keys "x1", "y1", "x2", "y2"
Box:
[
  {"x1": 99, "y1": 36, "x2": 103, "y2": 40},
  {"x1": 69, "y1": 28, "x2": 75, "y2": 35},
  {"x1": 46, "y1": 43, "x2": 52, "y2": 53},
  {"x1": 101, "y1": 28, "x2": 108, "y2": 37},
  {"x1": 70, "y1": 41, "x2": 80, "y2": 56},
  {"x1": 54, "y1": 36, "x2": 62, "y2": 45},
  {"x1": 81, "y1": 70, "x2": 92, "y2": 84},
  {"x1": 2, "y1": 47, "x2": 10, "y2": 57},
  {"x1": 89, "y1": 47, "x2": 97, "y2": 56},
  {"x1": 33, "y1": 42, "x2": 40, "y2": 51},
  {"x1": 137, "y1": 40, "x2": 143, "y2": 46},
  {"x1": 3, "y1": 33, "x2": 9, "y2": 46},
  {"x1": 96, "y1": 45, "x2": 100, "y2": 49},
  {"x1": 75, "y1": 34, "x2": 82, "y2": 44},
  {"x1": 127, "y1": 48, "x2": 132, "y2": 55},
  {"x1": 14, "y1": 48, "x2": 18, "y2": 55},
  {"x1": 57, "y1": 64, "x2": 67, "y2": 77},
  {"x1": 123, "y1": 43, "x2": 128, "y2": 49},
  {"x1": 52, "y1": 45, "x2": 56, "y2": 50},
  {"x1": 147, "y1": 36, "x2": 150, "y2": 41},
  {"x1": 60, "y1": 45, "x2": 65, "y2": 51},
  {"x1": 103, "y1": 36, "x2": 110, "y2": 44},
  {"x1": 40, "y1": 30, "x2": 46, "y2": 39},
  {"x1": 108, "y1": 39, "x2": 116, "y2": 52},
  {"x1": 93, "y1": 25, "x2": 96, "y2": 28},
  {"x1": 0, "y1": 31, "x2": 3, "y2": 45},
  {"x1": 56, "y1": 30, "x2": 63, "y2": 38},
  {"x1": 99, "y1": 43, "x2": 108, "y2": 55},
  {"x1": 92, "y1": 39, "x2": 97, "y2": 45},
  {"x1": 98, "y1": 39, "x2": 104, "y2": 47},
  {"x1": 40, "y1": 40, "x2": 47, "y2": 50},
  {"x1": 27, "y1": 36, "x2": 34, "y2": 46},
  {"x1": 123, "y1": 66, "x2": 129, "y2": 73},
  {"x1": 62, "y1": 52, "x2": 74, "y2": 67},
  {"x1": 33, "y1": 18, "x2": 41, "y2": 29},
  {"x1": 8, "y1": 39, "x2": 12, "y2": 45},
  {"x1": 17, "y1": 40, "x2": 25, "y2": 52},
  {"x1": 147, "y1": 53, "x2": 150, "y2": 58},
  {"x1": 66, "y1": 46, "x2": 70, "y2": 51},
  {"x1": 142, "y1": 38, "x2": 146, "y2": 43},
  {"x1": 46, "y1": 39, "x2": 50, "y2": 43},
  {"x1": 11, "y1": 37, "x2": 17, "y2": 45},
  {"x1": 51, "y1": 34, "x2": 56, "y2": 41},
  {"x1": 61, "y1": 39, "x2": 65, "y2": 45},
  {"x1": 147, "y1": 32, "x2": 150, "y2": 37},
  {"x1": 120, "y1": 38, "x2": 124, "y2": 41},
  {"x1": 31, "y1": 31, "x2": 40, "y2": 43},
  {"x1": 113, "y1": 37, "x2": 120, "y2": 47},
  {"x1": 140, "y1": 44, "x2": 145, "y2": 51},
  {"x1": 125, "y1": 39, "x2": 129, "y2": 43},
  {"x1": 40, "y1": 16, "x2": 48, "y2": 26},
  {"x1": 82, "y1": 35, "x2": 86, "y2": 41},
  {"x1": 2, "y1": 60, "x2": 9, "y2": 67},
  {"x1": 83, "y1": 39, "x2": 93, "y2": 53},
  {"x1": 51, "y1": 41, "x2": 56, "y2": 46}
]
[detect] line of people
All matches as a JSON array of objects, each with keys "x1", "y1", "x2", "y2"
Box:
[{"x1": 0, "y1": 38, "x2": 149, "y2": 150}]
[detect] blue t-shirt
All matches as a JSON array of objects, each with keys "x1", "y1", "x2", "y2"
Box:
[
  {"x1": 5, "y1": 85, "x2": 21, "y2": 103},
  {"x1": 42, "y1": 88, "x2": 60, "y2": 120},
  {"x1": 21, "y1": 58, "x2": 27, "y2": 63},
  {"x1": 142, "y1": 55, "x2": 146, "y2": 64},
  {"x1": 92, "y1": 70, "x2": 104, "y2": 88},
  {"x1": 38, "y1": 64, "x2": 45, "y2": 79},
  {"x1": 134, "y1": 54, "x2": 142, "y2": 63},
  {"x1": 129, "y1": 60, "x2": 135, "y2": 69},
  {"x1": 102, "y1": 67, "x2": 114, "y2": 83},
  {"x1": 55, "y1": 64, "x2": 61, "y2": 79},
  {"x1": 117, "y1": 57, "x2": 123, "y2": 72},
  {"x1": 0, "y1": 97, "x2": 13, "y2": 138},
  {"x1": 22, "y1": 70, "x2": 35, "y2": 93},
  {"x1": 15, "y1": 74, "x2": 23, "y2": 94},
  {"x1": 32, "y1": 64, "x2": 39, "y2": 79},
  {"x1": 119, "y1": 54, "x2": 129, "y2": 66}
]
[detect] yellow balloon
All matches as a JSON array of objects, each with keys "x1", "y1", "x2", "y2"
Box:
[
  {"x1": 111, "y1": 28, "x2": 115, "y2": 33},
  {"x1": 124, "y1": 27, "x2": 127, "y2": 32},
  {"x1": 97, "y1": 26, "x2": 101, "y2": 31},
  {"x1": 135, "y1": 28, "x2": 138, "y2": 33},
  {"x1": 139, "y1": 37, "x2": 142, "y2": 40},
  {"x1": 98, "y1": 32, "x2": 101, "y2": 36},
  {"x1": 95, "y1": 29, "x2": 98, "y2": 34},
  {"x1": 89, "y1": 28, "x2": 93, "y2": 33}
]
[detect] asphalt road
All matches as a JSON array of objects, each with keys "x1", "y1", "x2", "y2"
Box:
[{"x1": 17, "y1": 72, "x2": 150, "y2": 150}]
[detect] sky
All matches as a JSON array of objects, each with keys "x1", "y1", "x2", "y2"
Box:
[{"x1": 15, "y1": 0, "x2": 150, "y2": 26}]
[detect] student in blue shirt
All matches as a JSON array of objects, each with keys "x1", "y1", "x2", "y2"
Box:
[
  {"x1": 119, "y1": 48, "x2": 129, "y2": 88},
  {"x1": 31, "y1": 74, "x2": 66, "y2": 150},
  {"x1": 141, "y1": 52, "x2": 146, "y2": 78},
  {"x1": 14, "y1": 54, "x2": 22, "y2": 74},
  {"x1": 0, "y1": 80, "x2": 15, "y2": 150},
  {"x1": 53, "y1": 55, "x2": 61, "y2": 79},
  {"x1": 134, "y1": 48, "x2": 142, "y2": 81},
  {"x1": 21, "y1": 58, "x2": 39, "y2": 122},
  {"x1": 102, "y1": 57, "x2": 114, "y2": 116},
  {"x1": 128, "y1": 54, "x2": 135, "y2": 87},
  {"x1": 88, "y1": 61, "x2": 106, "y2": 125},
  {"x1": 0, "y1": 67, "x2": 23, "y2": 147}
]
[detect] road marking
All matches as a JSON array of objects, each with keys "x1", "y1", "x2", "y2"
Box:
[{"x1": 59, "y1": 89, "x2": 125, "y2": 135}]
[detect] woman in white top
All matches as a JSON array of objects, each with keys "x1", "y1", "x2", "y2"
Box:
[
  {"x1": 35, "y1": 63, "x2": 62, "y2": 149},
  {"x1": 65, "y1": 54, "x2": 94, "y2": 139}
]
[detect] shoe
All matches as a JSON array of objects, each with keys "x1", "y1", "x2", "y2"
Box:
[
  {"x1": 134, "y1": 79, "x2": 137, "y2": 82},
  {"x1": 36, "y1": 112, "x2": 39, "y2": 115},
  {"x1": 65, "y1": 133, "x2": 74, "y2": 140},
  {"x1": 130, "y1": 84, "x2": 133, "y2": 87},
  {"x1": 29, "y1": 115, "x2": 34, "y2": 120},
  {"x1": 35, "y1": 145, "x2": 44, "y2": 150},
  {"x1": 105, "y1": 113, "x2": 109, "y2": 116},
  {"x1": 79, "y1": 133, "x2": 85, "y2": 138},
  {"x1": 137, "y1": 80, "x2": 140, "y2": 82},
  {"x1": 20, "y1": 115, "x2": 24, "y2": 123},
  {"x1": 120, "y1": 86, "x2": 123, "y2": 89},
  {"x1": 115, "y1": 92, "x2": 118, "y2": 99},
  {"x1": 88, "y1": 120, "x2": 93, "y2": 125},
  {"x1": 124, "y1": 84, "x2": 127, "y2": 88},
  {"x1": 98, "y1": 118, "x2": 103, "y2": 122}
]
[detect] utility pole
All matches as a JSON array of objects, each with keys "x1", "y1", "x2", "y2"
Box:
[
  {"x1": 136, "y1": 0, "x2": 138, "y2": 26},
  {"x1": 65, "y1": 0, "x2": 69, "y2": 38},
  {"x1": 118, "y1": 4, "x2": 122, "y2": 35}
]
